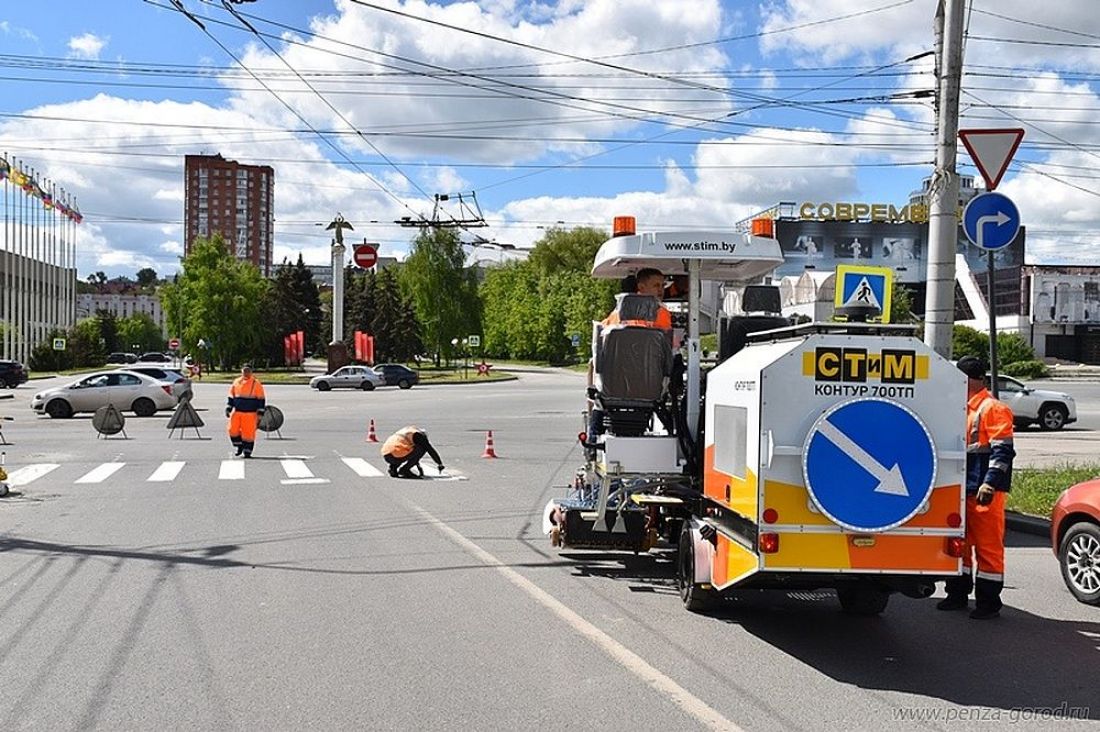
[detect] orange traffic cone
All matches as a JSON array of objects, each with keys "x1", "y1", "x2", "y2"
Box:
[
  {"x1": 366, "y1": 419, "x2": 379, "y2": 443},
  {"x1": 481, "y1": 430, "x2": 498, "y2": 459}
]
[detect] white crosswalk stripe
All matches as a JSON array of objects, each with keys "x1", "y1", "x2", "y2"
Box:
[
  {"x1": 341, "y1": 457, "x2": 384, "y2": 477},
  {"x1": 75, "y1": 462, "x2": 126, "y2": 484},
  {"x1": 281, "y1": 458, "x2": 329, "y2": 485},
  {"x1": 148, "y1": 461, "x2": 186, "y2": 482},
  {"x1": 6, "y1": 463, "x2": 60, "y2": 487},
  {"x1": 218, "y1": 460, "x2": 244, "y2": 480}
]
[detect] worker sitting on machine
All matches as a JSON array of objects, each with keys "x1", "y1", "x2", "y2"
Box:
[{"x1": 587, "y1": 293, "x2": 674, "y2": 443}]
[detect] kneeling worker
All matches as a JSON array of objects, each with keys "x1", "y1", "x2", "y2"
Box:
[
  {"x1": 381, "y1": 426, "x2": 444, "y2": 478},
  {"x1": 226, "y1": 364, "x2": 266, "y2": 458}
]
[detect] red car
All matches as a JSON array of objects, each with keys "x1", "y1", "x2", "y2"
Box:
[{"x1": 1052, "y1": 477, "x2": 1100, "y2": 606}]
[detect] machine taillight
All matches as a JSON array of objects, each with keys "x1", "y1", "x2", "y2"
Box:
[
  {"x1": 761, "y1": 508, "x2": 779, "y2": 524},
  {"x1": 947, "y1": 512, "x2": 962, "y2": 528},
  {"x1": 161, "y1": 385, "x2": 173, "y2": 396},
  {"x1": 612, "y1": 216, "x2": 636, "y2": 237},
  {"x1": 946, "y1": 537, "x2": 965, "y2": 557},
  {"x1": 759, "y1": 533, "x2": 779, "y2": 554}
]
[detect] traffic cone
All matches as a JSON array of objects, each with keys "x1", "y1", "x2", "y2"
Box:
[
  {"x1": 481, "y1": 430, "x2": 498, "y2": 459},
  {"x1": 366, "y1": 419, "x2": 379, "y2": 443}
]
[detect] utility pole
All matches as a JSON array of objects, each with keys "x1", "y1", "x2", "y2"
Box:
[
  {"x1": 923, "y1": 0, "x2": 966, "y2": 358},
  {"x1": 325, "y1": 214, "x2": 354, "y2": 373}
]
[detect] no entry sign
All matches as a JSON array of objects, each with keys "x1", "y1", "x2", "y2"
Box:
[{"x1": 353, "y1": 244, "x2": 378, "y2": 269}]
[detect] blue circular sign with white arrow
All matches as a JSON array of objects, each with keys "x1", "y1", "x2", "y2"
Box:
[
  {"x1": 803, "y1": 398, "x2": 937, "y2": 533},
  {"x1": 962, "y1": 192, "x2": 1021, "y2": 252}
]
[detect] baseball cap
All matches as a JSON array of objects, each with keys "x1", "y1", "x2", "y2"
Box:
[{"x1": 955, "y1": 356, "x2": 986, "y2": 380}]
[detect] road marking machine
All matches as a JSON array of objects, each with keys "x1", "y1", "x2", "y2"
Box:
[{"x1": 545, "y1": 217, "x2": 967, "y2": 614}]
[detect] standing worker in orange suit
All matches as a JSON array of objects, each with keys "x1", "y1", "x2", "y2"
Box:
[
  {"x1": 938, "y1": 356, "x2": 1015, "y2": 619},
  {"x1": 226, "y1": 364, "x2": 266, "y2": 458}
]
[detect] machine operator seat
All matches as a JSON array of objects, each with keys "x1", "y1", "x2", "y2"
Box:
[{"x1": 592, "y1": 295, "x2": 674, "y2": 437}]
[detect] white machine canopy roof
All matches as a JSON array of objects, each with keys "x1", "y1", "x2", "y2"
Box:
[{"x1": 591, "y1": 230, "x2": 783, "y2": 282}]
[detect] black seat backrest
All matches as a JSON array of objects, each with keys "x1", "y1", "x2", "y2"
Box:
[
  {"x1": 614, "y1": 294, "x2": 661, "y2": 323},
  {"x1": 595, "y1": 326, "x2": 672, "y2": 402}
]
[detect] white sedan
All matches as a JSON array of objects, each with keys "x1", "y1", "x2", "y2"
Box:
[
  {"x1": 993, "y1": 375, "x2": 1077, "y2": 431},
  {"x1": 309, "y1": 365, "x2": 386, "y2": 392},
  {"x1": 31, "y1": 370, "x2": 179, "y2": 418}
]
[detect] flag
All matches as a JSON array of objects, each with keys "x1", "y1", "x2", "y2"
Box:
[
  {"x1": 10, "y1": 169, "x2": 27, "y2": 187},
  {"x1": 42, "y1": 191, "x2": 54, "y2": 210},
  {"x1": 0, "y1": 157, "x2": 9, "y2": 181}
]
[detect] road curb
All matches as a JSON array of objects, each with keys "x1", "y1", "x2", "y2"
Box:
[{"x1": 1006, "y1": 510, "x2": 1051, "y2": 537}]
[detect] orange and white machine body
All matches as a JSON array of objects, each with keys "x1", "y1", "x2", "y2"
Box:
[{"x1": 700, "y1": 330, "x2": 967, "y2": 592}]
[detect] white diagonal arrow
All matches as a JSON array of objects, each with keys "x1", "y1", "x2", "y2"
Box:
[
  {"x1": 976, "y1": 211, "x2": 1010, "y2": 250},
  {"x1": 816, "y1": 419, "x2": 910, "y2": 497}
]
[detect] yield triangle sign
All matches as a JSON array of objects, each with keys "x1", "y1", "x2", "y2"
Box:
[{"x1": 959, "y1": 128, "x2": 1024, "y2": 191}]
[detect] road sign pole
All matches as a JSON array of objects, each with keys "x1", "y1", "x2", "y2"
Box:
[{"x1": 988, "y1": 251, "x2": 999, "y2": 398}]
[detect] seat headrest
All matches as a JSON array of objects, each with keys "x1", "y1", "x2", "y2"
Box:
[{"x1": 615, "y1": 294, "x2": 660, "y2": 323}]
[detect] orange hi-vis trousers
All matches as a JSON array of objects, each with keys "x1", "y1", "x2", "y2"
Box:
[{"x1": 228, "y1": 411, "x2": 259, "y2": 455}]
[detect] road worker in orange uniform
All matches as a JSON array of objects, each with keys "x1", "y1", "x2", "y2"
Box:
[
  {"x1": 226, "y1": 364, "x2": 266, "y2": 458},
  {"x1": 381, "y1": 426, "x2": 444, "y2": 478},
  {"x1": 938, "y1": 356, "x2": 1015, "y2": 619}
]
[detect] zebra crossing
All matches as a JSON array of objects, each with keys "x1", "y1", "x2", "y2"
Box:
[{"x1": 4, "y1": 456, "x2": 467, "y2": 488}]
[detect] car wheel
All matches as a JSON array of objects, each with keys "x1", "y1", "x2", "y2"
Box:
[
  {"x1": 836, "y1": 585, "x2": 890, "y2": 615},
  {"x1": 1039, "y1": 403, "x2": 1068, "y2": 431},
  {"x1": 360, "y1": 381, "x2": 375, "y2": 391},
  {"x1": 398, "y1": 379, "x2": 412, "y2": 389},
  {"x1": 677, "y1": 525, "x2": 717, "y2": 612},
  {"x1": 132, "y1": 397, "x2": 157, "y2": 417},
  {"x1": 1060, "y1": 522, "x2": 1100, "y2": 605},
  {"x1": 316, "y1": 381, "x2": 331, "y2": 392},
  {"x1": 45, "y1": 399, "x2": 73, "y2": 419}
]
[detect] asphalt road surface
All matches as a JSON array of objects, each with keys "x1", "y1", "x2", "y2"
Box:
[{"x1": 1, "y1": 370, "x2": 1098, "y2": 731}]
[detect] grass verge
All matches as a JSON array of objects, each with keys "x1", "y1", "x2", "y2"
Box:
[{"x1": 1008, "y1": 463, "x2": 1100, "y2": 517}]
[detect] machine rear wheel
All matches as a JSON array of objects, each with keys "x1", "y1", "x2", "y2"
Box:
[
  {"x1": 678, "y1": 526, "x2": 717, "y2": 612},
  {"x1": 837, "y1": 586, "x2": 890, "y2": 615}
]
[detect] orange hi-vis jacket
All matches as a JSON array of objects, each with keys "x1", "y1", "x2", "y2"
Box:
[
  {"x1": 965, "y1": 387, "x2": 1015, "y2": 494},
  {"x1": 381, "y1": 426, "x2": 418, "y2": 458},
  {"x1": 227, "y1": 375, "x2": 266, "y2": 413},
  {"x1": 602, "y1": 305, "x2": 673, "y2": 331}
]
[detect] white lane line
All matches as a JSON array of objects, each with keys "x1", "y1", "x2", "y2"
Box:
[
  {"x1": 420, "y1": 464, "x2": 468, "y2": 482},
  {"x1": 340, "y1": 457, "x2": 383, "y2": 477},
  {"x1": 218, "y1": 460, "x2": 244, "y2": 480},
  {"x1": 74, "y1": 462, "x2": 126, "y2": 484},
  {"x1": 280, "y1": 459, "x2": 313, "y2": 479},
  {"x1": 7, "y1": 464, "x2": 61, "y2": 487},
  {"x1": 405, "y1": 501, "x2": 743, "y2": 732},
  {"x1": 280, "y1": 478, "x2": 330, "y2": 485},
  {"x1": 148, "y1": 461, "x2": 186, "y2": 482}
]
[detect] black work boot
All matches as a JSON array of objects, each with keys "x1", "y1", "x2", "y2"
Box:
[{"x1": 936, "y1": 596, "x2": 969, "y2": 611}]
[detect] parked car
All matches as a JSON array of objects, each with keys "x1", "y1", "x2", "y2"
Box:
[
  {"x1": 1052, "y1": 477, "x2": 1100, "y2": 606},
  {"x1": 118, "y1": 366, "x2": 193, "y2": 401},
  {"x1": 990, "y1": 375, "x2": 1076, "y2": 431},
  {"x1": 106, "y1": 352, "x2": 139, "y2": 364},
  {"x1": 31, "y1": 370, "x2": 178, "y2": 418},
  {"x1": 310, "y1": 366, "x2": 385, "y2": 392},
  {"x1": 137, "y1": 352, "x2": 172, "y2": 364},
  {"x1": 373, "y1": 363, "x2": 419, "y2": 389},
  {"x1": 0, "y1": 360, "x2": 29, "y2": 388}
]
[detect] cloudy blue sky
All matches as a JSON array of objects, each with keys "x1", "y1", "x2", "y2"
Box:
[{"x1": 1, "y1": 0, "x2": 1098, "y2": 277}]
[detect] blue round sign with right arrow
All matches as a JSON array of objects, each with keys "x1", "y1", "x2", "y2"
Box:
[
  {"x1": 962, "y1": 191, "x2": 1021, "y2": 252},
  {"x1": 803, "y1": 398, "x2": 937, "y2": 533}
]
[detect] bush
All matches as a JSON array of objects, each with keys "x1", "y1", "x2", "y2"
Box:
[
  {"x1": 1002, "y1": 360, "x2": 1050, "y2": 379},
  {"x1": 952, "y1": 325, "x2": 1037, "y2": 366}
]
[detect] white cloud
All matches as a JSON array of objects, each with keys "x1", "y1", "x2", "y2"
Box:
[
  {"x1": 67, "y1": 33, "x2": 108, "y2": 60},
  {"x1": 0, "y1": 20, "x2": 39, "y2": 43},
  {"x1": 160, "y1": 241, "x2": 183, "y2": 254}
]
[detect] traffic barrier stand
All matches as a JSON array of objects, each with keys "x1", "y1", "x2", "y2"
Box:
[
  {"x1": 366, "y1": 418, "x2": 379, "y2": 443},
  {"x1": 481, "y1": 430, "x2": 498, "y2": 459}
]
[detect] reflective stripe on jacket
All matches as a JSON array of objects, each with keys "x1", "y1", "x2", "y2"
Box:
[
  {"x1": 965, "y1": 387, "x2": 1015, "y2": 493},
  {"x1": 381, "y1": 426, "x2": 418, "y2": 458},
  {"x1": 227, "y1": 376, "x2": 266, "y2": 413},
  {"x1": 602, "y1": 306, "x2": 673, "y2": 331}
]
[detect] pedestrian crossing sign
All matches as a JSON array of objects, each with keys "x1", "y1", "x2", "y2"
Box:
[{"x1": 833, "y1": 264, "x2": 893, "y2": 323}]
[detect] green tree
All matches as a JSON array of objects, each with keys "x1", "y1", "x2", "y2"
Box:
[
  {"x1": 400, "y1": 228, "x2": 480, "y2": 364},
  {"x1": 160, "y1": 234, "x2": 269, "y2": 370},
  {"x1": 951, "y1": 324, "x2": 1037, "y2": 366},
  {"x1": 70, "y1": 317, "x2": 107, "y2": 367},
  {"x1": 28, "y1": 328, "x2": 73, "y2": 372},
  {"x1": 118, "y1": 313, "x2": 164, "y2": 354},
  {"x1": 889, "y1": 282, "x2": 916, "y2": 324},
  {"x1": 95, "y1": 310, "x2": 121, "y2": 353},
  {"x1": 136, "y1": 267, "x2": 158, "y2": 289},
  {"x1": 526, "y1": 226, "x2": 607, "y2": 277},
  {"x1": 262, "y1": 255, "x2": 325, "y2": 365},
  {"x1": 372, "y1": 267, "x2": 422, "y2": 362}
]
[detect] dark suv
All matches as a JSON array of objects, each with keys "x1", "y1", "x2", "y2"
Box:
[
  {"x1": 373, "y1": 363, "x2": 419, "y2": 389},
  {"x1": 0, "y1": 360, "x2": 29, "y2": 388}
]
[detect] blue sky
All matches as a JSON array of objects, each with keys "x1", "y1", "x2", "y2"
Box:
[{"x1": 2, "y1": 0, "x2": 1098, "y2": 276}]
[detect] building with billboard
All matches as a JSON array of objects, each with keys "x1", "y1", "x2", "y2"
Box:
[{"x1": 184, "y1": 154, "x2": 274, "y2": 276}]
